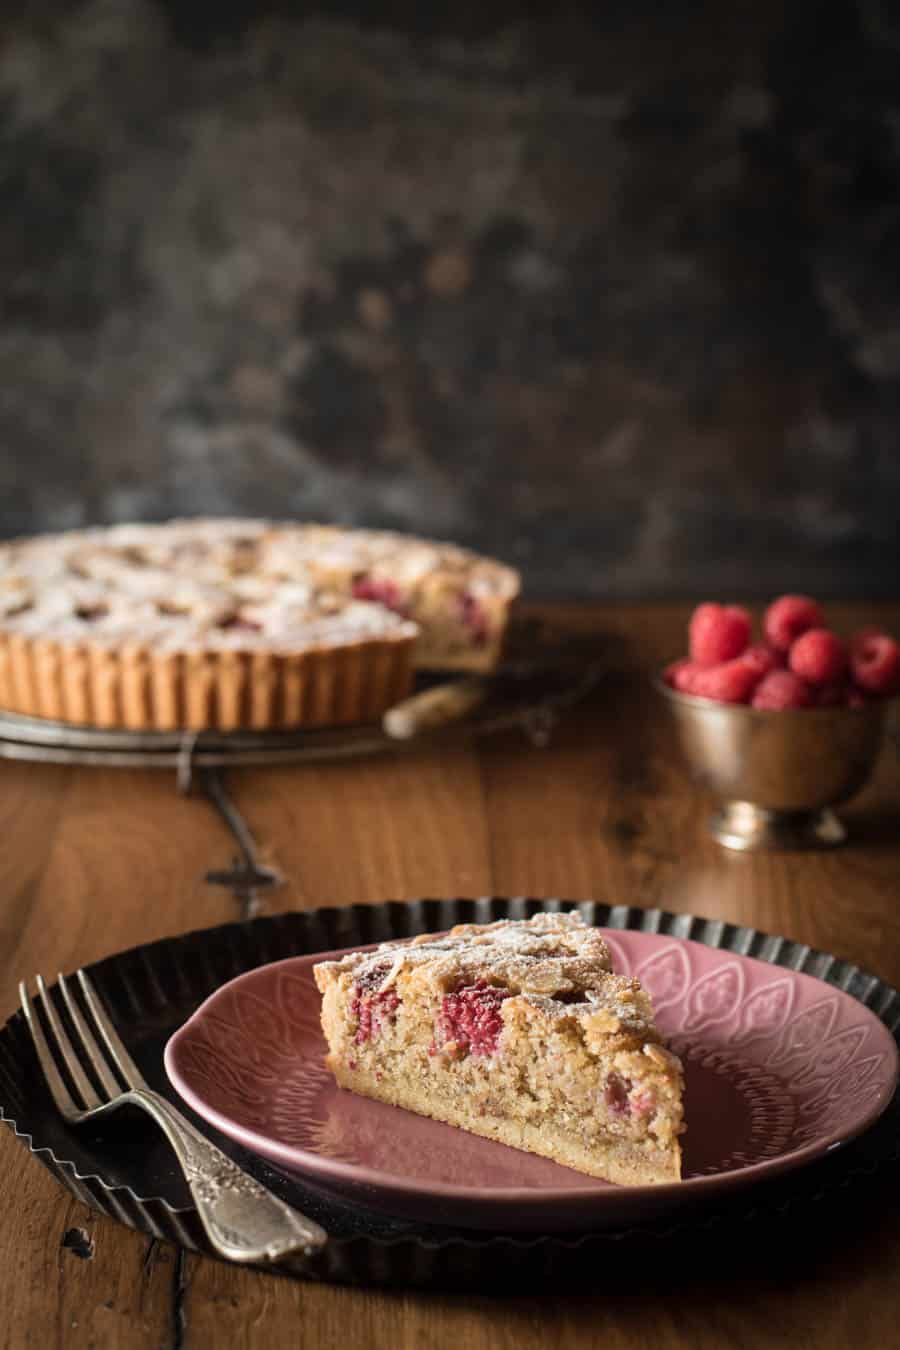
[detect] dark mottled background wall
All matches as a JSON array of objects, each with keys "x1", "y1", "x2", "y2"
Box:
[{"x1": 2, "y1": 0, "x2": 899, "y2": 596}]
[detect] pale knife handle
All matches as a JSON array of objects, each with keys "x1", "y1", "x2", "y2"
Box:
[{"x1": 382, "y1": 678, "x2": 487, "y2": 740}]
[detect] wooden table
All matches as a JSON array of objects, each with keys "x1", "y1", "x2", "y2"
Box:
[{"x1": 2, "y1": 603, "x2": 899, "y2": 1350}]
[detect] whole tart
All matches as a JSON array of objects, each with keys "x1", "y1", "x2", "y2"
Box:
[
  {"x1": 0, "y1": 520, "x2": 520, "y2": 731},
  {"x1": 315, "y1": 912, "x2": 685, "y2": 1186}
]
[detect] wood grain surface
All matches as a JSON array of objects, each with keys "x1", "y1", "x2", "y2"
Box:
[{"x1": 1, "y1": 604, "x2": 899, "y2": 1350}]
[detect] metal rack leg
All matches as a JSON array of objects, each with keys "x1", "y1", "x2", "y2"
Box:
[{"x1": 196, "y1": 767, "x2": 282, "y2": 919}]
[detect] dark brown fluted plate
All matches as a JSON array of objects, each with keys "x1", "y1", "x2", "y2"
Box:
[{"x1": 1, "y1": 898, "x2": 899, "y2": 1290}]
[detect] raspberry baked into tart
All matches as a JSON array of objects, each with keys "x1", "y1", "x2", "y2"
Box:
[
  {"x1": 0, "y1": 519, "x2": 519, "y2": 731},
  {"x1": 314, "y1": 912, "x2": 685, "y2": 1186}
]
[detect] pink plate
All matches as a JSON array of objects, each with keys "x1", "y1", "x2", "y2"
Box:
[{"x1": 164, "y1": 931, "x2": 898, "y2": 1231}]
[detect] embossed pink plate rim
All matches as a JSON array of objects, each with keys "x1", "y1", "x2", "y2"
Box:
[{"x1": 164, "y1": 932, "x2": 899, "y2": 1223}]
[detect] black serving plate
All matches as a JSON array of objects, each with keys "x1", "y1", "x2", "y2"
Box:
[{"x1": 2, "y1": 898, "x2": 899, "y2": 1291}]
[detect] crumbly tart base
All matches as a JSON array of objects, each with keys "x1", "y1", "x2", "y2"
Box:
[
  {"x1": 315, "y1": 913, "x2": 685, "y2": 1187},
  {"x1": 328, "y1": 1062, "x2": 681, "y2": 1186},
  {"x1": 0, "y1": 633, "x2": 414, "y2": 731}
]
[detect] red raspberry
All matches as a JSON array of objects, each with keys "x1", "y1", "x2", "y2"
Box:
[
  {"x1": 350, "y1": 968, "x2": 401, "y2": 1044},
  {"x1": 438, "y1": 982, "x2": 512, "y2": 1057},
  {"x1": 663, "y1": 659, "x2": 700, "y2": 693},
  {"x1": 847, "y1": 689, "x2": 868, "y2": 708},
  {"x1": 850, "y1": 633, "x2": 900, "y2": 696},
  {"x1": 739, "y1": 643, "x2": 782, "y2": 681},
  {"x1": 351, "y1": 575, "x2": 407, "y2": 614},
  {"x1": 763, "y1": 595, "x2": 825, "y2": 652},
  {"x1": 691, "y1": 659, "x2": 759, "y2": 704},
  {"x1": 689, "y1": 603, "x2": 752, "y2": 666},
  {"x1": 604, "y1": 1072, "x2": 633, "y2": 1116},
  {"x1": 457, "y1": 591, "x2": 490, "y2": 647},
  {"x1": 850, "y1": 626, "x2": 884, "y2": 659},
  {"x1": 788, "y1": 628, "x2": 847, "y2": 685},
  {"x1": 751, "y1": 670, "x2": 814, "y2": 710}
]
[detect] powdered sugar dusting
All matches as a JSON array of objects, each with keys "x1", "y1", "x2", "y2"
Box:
[
  {"x1": 0, "y1": 518, "x2": 517, "y2": 653},
  {"x1": 317, "y1": 912, "x2": 639, "y2": 1005}
]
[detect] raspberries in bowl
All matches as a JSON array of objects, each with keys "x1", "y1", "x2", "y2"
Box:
[{"x1": 664, "y1": 596, "x2": 900, "y2": 709}]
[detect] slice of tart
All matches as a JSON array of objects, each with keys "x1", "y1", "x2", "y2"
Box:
[
  {"x1": 257, "y1": 524, "x2": 520, "y2": 674},
  {"x1": 314, "y1": 912, "x2": 685, "y2": 1186}
]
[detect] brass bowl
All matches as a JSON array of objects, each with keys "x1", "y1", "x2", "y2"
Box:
[{"x1": 655, "y1": 673, "x2": 891, "y2": 851}]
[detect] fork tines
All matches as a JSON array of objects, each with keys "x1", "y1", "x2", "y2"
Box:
[{"x1": 19, "y1": 971, "x2": 146, "y2": 1120}]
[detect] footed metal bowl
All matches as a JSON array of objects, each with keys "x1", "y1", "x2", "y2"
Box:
[{"x1": 656, "y1": 674, "x2": 891, "y2": 851}]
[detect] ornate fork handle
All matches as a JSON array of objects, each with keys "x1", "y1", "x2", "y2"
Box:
[{"x1": 128, "y1": 1087, "x2": 327, "y2": 1261}]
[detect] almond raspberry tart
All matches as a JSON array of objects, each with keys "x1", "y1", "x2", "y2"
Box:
[
  {"x1": 0, "y1": 520, "x2": 520, "y2": 732},
  {"x1": 314, "y1": 912, "x2": 685, "y2": 1185}
]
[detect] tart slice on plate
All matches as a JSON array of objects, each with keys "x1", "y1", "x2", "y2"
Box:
[{"x1": 314, "y1": 912, "x2": 685, "y2": 1185}]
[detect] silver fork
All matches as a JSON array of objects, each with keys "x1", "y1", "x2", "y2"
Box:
[{"x1": 19, "y1": 970, "x2": 328, "y2": 1262}]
